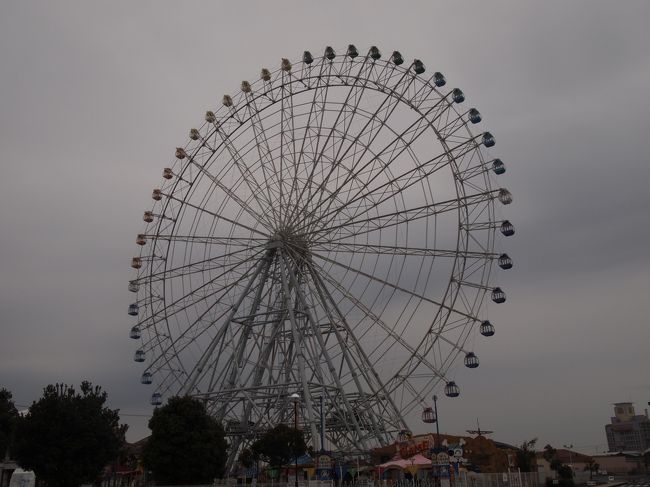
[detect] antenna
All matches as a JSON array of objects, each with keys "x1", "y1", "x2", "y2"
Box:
[{"x1": 466, "y1": 418, "x2": 494, "y2": 437}]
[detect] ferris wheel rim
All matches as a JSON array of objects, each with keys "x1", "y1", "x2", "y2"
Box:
[{"x1": 128, "y1": 46, "x2": 512, "y2": 454}]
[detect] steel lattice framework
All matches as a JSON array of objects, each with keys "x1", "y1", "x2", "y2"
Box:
[{"x1": 127, "y1": 46, "x2": 513, "y2": 468}]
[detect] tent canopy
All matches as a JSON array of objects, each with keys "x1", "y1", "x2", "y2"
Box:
[{"x1": 378, "y1": 454, "x2": 432, "y2": 469}]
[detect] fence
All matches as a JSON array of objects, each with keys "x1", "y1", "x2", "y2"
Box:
[
  {"x1": 360, "y1": 472, "x2": 539, "y2": 487},
  {"x1": 134, "y1": 472, "x2": 540, "y2": 487}
]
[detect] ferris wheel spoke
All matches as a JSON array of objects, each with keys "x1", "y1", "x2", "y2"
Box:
[
  {"x1": 289, "y1": 66, "x2": 414, "y2": 230},
  {"x1": 283, "y1": 60, "x2": 337, "y2": 227},
  {"x1": 304, "y1": 190, "x2": 498, "y2": 242},
  {"x1": 284, "y1": 62, "x2": 336, "y2": 227},
  {"x1": 163, "y1": 189, "x2": 268, "y2": 237},
  {"x1": 297, "y1": 79, "x2": 454, "y2": 232},
  {"x1": 145, "y1": 234, "x2": 267, "y2": 247},
  {"x1": 244, "y1": 93, "x2": 283, "y2": 227},
  {"x1": 214, "y1": 126, "x2": 279, "y2": 222},
  {"x1": 306, "y1": 63, "x2": 423, "y2": 220},
  {"x1": 308, "y1": 259, "x2": 456, "y2": 380},
  {"x1": 301, "y1": 131, "x2": 483, "y2": 235},
  {"x1": 142, "y1": 256, "x2": 270, "y2": 375},
  {"x1": 309, "y1": 241, "x2": 497, "y2": 260},
  {"x1": 142, "y1": 245, "x2": 265, "y2": 284},
  {"x1": 310, "y1": 250, "x2": 479, "y2": 323},
  {"x1": 186, "y1": 152, "x2": 274, "y2": 231},
  {"x1": 295, "y1": 58, "x2": 375, "y2": 225},
  {"x1": 304, "y1": 260, "x2": 407, "y2": 437},
  {"x1": 150, "y1": 258, "x2": 266, "y2": 340}
]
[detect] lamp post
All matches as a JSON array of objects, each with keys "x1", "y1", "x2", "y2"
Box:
[
  {"x1": 290, "y1": 393, "x2": 300, "y2": 487},
  {"x1": 433, "y1": 395, "x2": 441, "y2": 487},
  {"x1": 433, "y1": 395, "x2": 440, "y2": 448}
]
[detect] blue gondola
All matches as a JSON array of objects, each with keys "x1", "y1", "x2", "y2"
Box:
[
  {"x1": 500, "y1": 220, "x2": 515, "y2": 236},
  {"x1": 445, "y1": 381, "x2": 460, "y2": 398},
  {"x1": 468, "y1": 108, "x2": 482, "y2": 124},
  {"x1": 482, "y1": 132, "x2": 496, "y2": 147},
  {"x1": 464, "y1": 352, "x2": 479, "y2": 368},
  {"x1": 480, "y1": 320, "x2": 495, "y2": 337},
  {"x1": 130, "y1": 325, "x2": 141, "y2": 340},
  {"x1": 413, "y1": 59, "x2": 425, "y2": 74},
  {"x1": 391, "y1": 51, "x2": 404, "y2": 65},
  {"x1": 141, "y1": 372, "x2": 152, "y2": 385},
  {"x1": 433, "y1": 72, "x2": 446, "y2": 87},
  {"x1": 492, "y1": 159, "x2": 506, "y2": 175},
  {"x1": 452, "y1": 88, "x2": 465, "y2": 103},
  {"x1": 491, "y1": 287, "x2": 506, "y2": 304},
  {"x1": 151, "y1": 393, "x2": 162, "y2": 406},
  {"x1": 498, "y1": 253, "x2": 513, "y2": 270}
]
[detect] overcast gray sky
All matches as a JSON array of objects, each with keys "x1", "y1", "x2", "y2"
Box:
[{"x1": 1, "y1": 1, "x2": 649, "y2": 454}]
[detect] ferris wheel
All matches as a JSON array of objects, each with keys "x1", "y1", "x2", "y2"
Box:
[{"x1": 128, "y1": 45, "x2": 513, "y2": 464}]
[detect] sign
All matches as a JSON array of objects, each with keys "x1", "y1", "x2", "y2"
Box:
[
  {"x1": 316, "y1": 454, "x2": 332, "y2": 481},
  {"x1": 436, "y1": 452, "x2": 450, "y2": 465},
  {"x1": 316, "y1": 454, "x2": 332, "y2": 469},
  {"x1": 398, "y1": 434, "x2": 435, "y2": 458}
]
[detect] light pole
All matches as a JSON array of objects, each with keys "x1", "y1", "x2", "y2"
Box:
[
  {"x1": 433, "y1": 395, "x2": 441, "y2": 487},
  {"x1": 290, "y1": 393, "x2": 300, "y2": 487},
  {"x1": 433, "y1": 395, "x2": 440, "y2": 449}
]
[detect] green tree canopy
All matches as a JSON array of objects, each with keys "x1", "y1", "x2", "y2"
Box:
[
  {"x1": 13, "y1": 382, "x2": 126, "y2": 487},
  {"x1": 0, "y1": 388, "x2": 19, "y2": 459},
  {"x1": 251, "y1": 423, "x2": 306, "y2": 467},
  {"x1": 584, "y1": 460, "x2": 599, "y2": 480},
  {"x1": 516, "y1": 438, "x2": 538, "y2": 472},
  {"x1": 142, "y1": 396, "x2": 228, "y2": 485}
]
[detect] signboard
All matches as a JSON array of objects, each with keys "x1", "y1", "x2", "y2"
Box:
[
  {"x1": 316, "y1": 454, "x2": 332, "y2": 469},
  {"x1": 316, "y1": 454, "x2": 332, "y2": 481},
  {"x1": 398, "y1": 434, "x2": 435, "y2": 458},
  {"x1": 436, "y1": 452, "x2": 450, "y2": 465}
]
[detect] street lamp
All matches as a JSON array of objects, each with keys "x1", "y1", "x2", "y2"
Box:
[
  {"x1": 432, "y1": 395, "x2": 441, "y2": 487},
  {"x1": 290, "y1": 393, "x2": 300, "y2": 487}
]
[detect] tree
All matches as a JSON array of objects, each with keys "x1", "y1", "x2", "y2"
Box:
[
  {"x1": 251, "y1": 424, "x2": 306, "y2": 467},
  {"x1": 13, "y1": 382, "x2": 126, "y2": 487},
  {"x1": 516, "y1": 438, "x2": 538, "y2": 472},
  {"x1": 143, "y1": 396, "x2": 228, "y2": 485},
  {"x1": 0, "y1": 388, "x2": 19, "y2": 460},
  {"x1": 543, "y1": 444, "x2": 574, "y2": 487},
  {"x1": 584, "y1": 460, "x2": 599, "y2": 480}
]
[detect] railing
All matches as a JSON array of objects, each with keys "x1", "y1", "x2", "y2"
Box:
[{"x1": 133, "y1": 473, "x2": 539, "y2": 487}]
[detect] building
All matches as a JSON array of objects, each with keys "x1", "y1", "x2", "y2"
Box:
[
  {"x1": 605, "y1": 402, "x2": 650, "y2": 452},
  {"x1": 591, "y1": 452, "x2": 646, "y2": 475}
]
